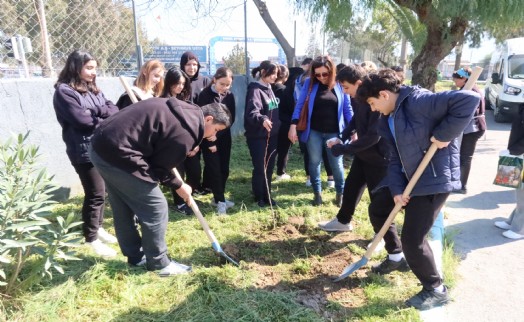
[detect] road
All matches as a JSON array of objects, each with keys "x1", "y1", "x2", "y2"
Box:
[{"x1": 421, "y1": 111, "x2": 523, "y2": 322}]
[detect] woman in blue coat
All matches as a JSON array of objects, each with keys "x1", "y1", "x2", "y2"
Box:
[{"x1": 288, "y1": 55, "x2": 353, "y2": 206}]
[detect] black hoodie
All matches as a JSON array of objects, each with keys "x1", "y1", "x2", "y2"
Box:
[
  {"x1": 180, "y1": 51, "x2": 210, "y2": 103},
  {"x1": 91, "y1": 97, "x2": 204, "y2": 190},
  {"x1": 244, "y1": 81, "x2": 281, "y2": 138}
]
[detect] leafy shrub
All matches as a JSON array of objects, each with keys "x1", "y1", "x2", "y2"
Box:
[{"x1": 0, "y1": 133, "x2": 82, "y2": 296}]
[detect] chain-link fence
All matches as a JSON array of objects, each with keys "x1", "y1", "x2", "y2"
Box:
[{"x1": 0, "y1": 0, "x2": 150, "y2": 78}]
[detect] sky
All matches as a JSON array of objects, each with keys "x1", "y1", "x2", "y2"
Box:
[
  {"x1": 134, "y1": 0, "x2": 497, "y2": 65},
  {"x1": 135, "y1": 0, "x2": 311, "y2": 62}
]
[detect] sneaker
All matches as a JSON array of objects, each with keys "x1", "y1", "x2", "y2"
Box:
[
  {"x1": 494, "y1": 221, "x2": 512, "y2": 230},
  {"x1": 405, "y1": 286, "x2": 450, "y2": 310},
  {"x1": 318, "y1": 218, "x2": 352, "y2": 232},
  {"x1": 97, "y1": 227, "x2": 118, "y2": 244},
  {"x1": 174, "y1": 203, "x2": 193, "y2": 216},
  {"x1": 211, "y1": 199, "x2": 235, "y2": 208},
  {"x1": 327, "y1": 179, "x2": 335, "y2": 189},
  {"x1": 216, "y1": 201, "x2": 227, "y2": 215},
  {"x1": 257, "y1": 199, "x2": 277, "y2": 207},
  {"x1": 367, "y1": 236, "x2": 386, "y2": 254},
  {"x1": 275, "y1": 173, "x2": 291, "y2": 181},
  {"x1": 305, "y1": 178, "x2": 312, "y2": 187},
  {"x1": 193, "y1": 188, "x2": 211, "y2": 196},
  {"x1": 371, "y1": 257, "x2": 410, "y2": 274},
  {"x1": 129, "y1": 255, "x2": 146, "y2": 267},
  {"x1": 157, "y1": 260, "x2": 192, "y2": 277},
  {"x1": 87, "y1": 239, "x2": 117, "y2": 258},
  {"x1": 502, "y1": 230, "x2": 524, "y2": 239}
]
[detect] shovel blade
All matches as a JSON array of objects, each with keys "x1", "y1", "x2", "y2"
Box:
[
  {"x1": 333, "y1": 257, "x2": 368, "y2": 282},
  {"x1": 219, "y1": 251, "x2": 239, "y2": 266},
  {"x1": 212, "y1": 242, "x2": 239, "y2": 266}
]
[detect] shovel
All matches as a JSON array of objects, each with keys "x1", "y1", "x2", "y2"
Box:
[
  {"x1": 172, "y1": 169, "x2": 239, "y2": 266},
  {"x1": 334, "y1": 66, "x2": 483, "y2": 282},
  {"x1": 334, "y1": 143, "x2": 437, "y2": 281},
  {"x1": 118, "y1": 76, "x2": 239, "y2": 266}
]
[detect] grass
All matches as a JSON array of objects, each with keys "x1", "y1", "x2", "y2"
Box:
[{"x1": 1, "y1": 82, "x2": 463, "y2": 321}]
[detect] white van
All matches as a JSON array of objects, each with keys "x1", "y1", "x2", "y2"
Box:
[{"x1": 485, "y1": 37, "x2": 524, "y2": 122}]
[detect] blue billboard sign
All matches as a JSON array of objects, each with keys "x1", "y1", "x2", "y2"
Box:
[{"x1": 144, "y1": 46, "x2": 207, "y2": 65}]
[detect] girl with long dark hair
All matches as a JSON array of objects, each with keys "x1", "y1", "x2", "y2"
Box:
[
  {"x1": 245, "y1": 60, "x2": 280, "y2": 207},
  {"x1": 198, "y1": 67, "x2": 236, "y2": 214},
  {"x1": 53, "y1": 49, "x2": 119, "y2": 257}
]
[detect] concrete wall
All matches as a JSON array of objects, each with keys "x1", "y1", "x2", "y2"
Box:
[{"x1": 0, "y1": 76, "x2": 249, "y2": 200}]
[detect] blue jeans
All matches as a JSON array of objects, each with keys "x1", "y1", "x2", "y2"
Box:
[{"x1": 306, "y1": 130, "x2": 345, "y2": 193}]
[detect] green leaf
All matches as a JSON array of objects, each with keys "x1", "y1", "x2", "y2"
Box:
[{"x1": 7, "y1": 220, "x2": 50, "y2": 230}]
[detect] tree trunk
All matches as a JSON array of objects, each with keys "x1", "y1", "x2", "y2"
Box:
[
  {"x1": 252, "y1": 0, "x2": 296, "y2": 66},
  {"x1": 410, "y1": 19, "x2": 467, "y2": 91},
  {"x1": 454, "y1": 42, "x2": 463, "y2": 71}
]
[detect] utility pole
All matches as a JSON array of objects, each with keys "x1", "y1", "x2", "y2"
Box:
[
  {"x1": 36, "y1": 0, "x2": 54, "y2": 77},
  {"x1": 132, "y1": 0, "x2": 143, "y2": 70},
  {"x1": 244, "y1": 0, "x2": 249, "y2": 84}
]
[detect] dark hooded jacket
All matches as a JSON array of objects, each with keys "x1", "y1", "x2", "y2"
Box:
[
  {"x1": 331, "y1": 98, "x2": 389, "y2": 167},
  {"x1": 378, "y1": 86, "x2": 480, "y2": 197},
  {"x1": 244, "y1": 81, "x2": 281, "y2": 139},
  {"x1": 180, "y1": 51, "x2": 210, "y2": 103},
  {"x1": 91, "y1": 97, "x2": 204, "y2": 190},
  {"x1": 53, "y1": 83, "x2": 119, "y2": 164}
]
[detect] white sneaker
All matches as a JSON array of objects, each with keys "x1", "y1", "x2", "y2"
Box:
[
  {"x1": 217, "y1": 201, "x2": 227, "y2": 215},
  {"x1": 211, "y1": 199, "x2": 235, "y2": 208},
  {"x1": 494, "y1": 221, "x2": 512, "y2": 230},
  {"x1": 87, "y1": 239, "x2": 117, "y2": 258},
  {"x1": 502, "y1": 230, "x2": 524, "y2": 239},
  {"x1": 157, "y1": 260, "x2": 192, "y2": 277},
  {"x1": 305, "y1": 178, "x2": 312, "y2": 187},
  {"x1": 327, "y1": 179, "x2": 335, "y2": 189},
  {"x1": 318, "y1": 218, "x2": 353, "y2": 232},
  {"x1": 367, "y1": 237, "x2": 386, "y2": 254},
  {"x1": 97, "y1": 227, "x2": 118, "y2": 244},
  {"x1": 275, "y1": 173, "x2": 291, "y2": 181}
]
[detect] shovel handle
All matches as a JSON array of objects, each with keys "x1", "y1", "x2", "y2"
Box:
[
  {"x1": 172, "y1": 168, "x2": 219, "y2": 245},
  {"x1": 364, "y1": 143, "x2": 438, "y2": 258},
  {"x1": 118, "y1": 76, "x2": 139, "y2": 103}
]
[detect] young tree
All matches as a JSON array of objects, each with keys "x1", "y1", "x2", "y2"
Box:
[{"x1": 222, "y1": 44, "x2": 251, "y2": 74}]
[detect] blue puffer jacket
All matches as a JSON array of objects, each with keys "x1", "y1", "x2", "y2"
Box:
[
  {"x1": 379, "y1": 86, "x2": 480, "y2": 197},
  {"x1": 291, "y1": 77, "x2": 353, "y2": 142}
]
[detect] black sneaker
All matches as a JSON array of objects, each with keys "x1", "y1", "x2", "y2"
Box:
[
  {"x1": 193, "y1": 188, "x2": 211, "y2": 196},
  {"x1": 264, "y1": 198, "x2": 277, "y2": 206},
  {"x1": 405, "y1": 286, "x2": 450, "y2": 310},
  {"x1": 172, "y1": 203, "x2": 193, "y2": 216},
  {"x1": 371, "y1": 257, "x2": 410, "y2": 274}
]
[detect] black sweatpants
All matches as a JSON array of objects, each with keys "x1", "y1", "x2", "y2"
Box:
[
  {"x1": 171, "y1": 152, "x2": 201, "y2": 206},
  {"x1": 460, "y1": 130, "x2": 485, "y2": 189},
  {"x1": 336, "y1": 156, "x2": 386, "y2": 224},
  {"x1": 247, "y1": 136, "x2": 278, "y2": 202},
  {"x1": 72, "y1": 162, "x2": 106, "y2": 242},
  {"x1": 276, "y1": 121, "x2": 292, "y2": 175},
  {"x1": 369, "y1": 190, "x2": 448, "y2": 290},
  {"x1": 202, "y1": 133, "x2": 232, "y2": 203}
]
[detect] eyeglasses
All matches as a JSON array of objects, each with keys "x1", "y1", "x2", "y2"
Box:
[{"x1": 315, "y1": 72, "x2": 329, "y2": 78}]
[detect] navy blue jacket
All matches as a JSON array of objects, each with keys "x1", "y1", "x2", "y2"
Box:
[
  {"x1": 244, "y1": 81, "x2": 281, "y2": 139},
  {"x1": 379, "y1": 86, "x2": 480, "y2": 197},
  {"x1": 53, "y1": 83, "x2": 119, "y2": 164}
]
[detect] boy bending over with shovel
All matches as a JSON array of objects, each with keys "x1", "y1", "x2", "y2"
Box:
[
  {"x1": 356, "y1": 69, "x2": 479, "y2": 310},
  {"x1": 89, "y1": 99, "x2": 231, "y2": 276}
]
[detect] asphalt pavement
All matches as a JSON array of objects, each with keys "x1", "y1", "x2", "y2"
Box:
[{"x1": 420, "y1": 111, "x2": 523, "y2": 322}]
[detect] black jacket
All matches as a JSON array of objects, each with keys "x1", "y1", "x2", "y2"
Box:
[
  {"x1": 53, "y1": 83, "x2": 119, "y2": 164},
  {"x1": 331, "y1": 98, "x2": 389, "y2": 167},
  {"x1": 197, "y1": 86, "x2": 236, "y2": 148},
  {"x1": 272, "y1": 83, "x2": 294, "y2": 123},
  {"x1": 91, "y1": 97, "x2": 204, "y2": 190},
  {"x1": 180, "y1": 51, "x2": 210, "y2": 103},
  {"x1": 244, "y1": 81, "x2": 281, "y2": 139}
]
